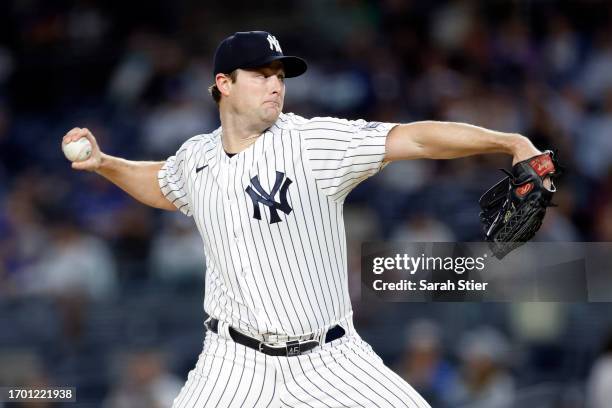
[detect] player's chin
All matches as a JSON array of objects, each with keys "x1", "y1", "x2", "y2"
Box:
[{"x1": 260, "y1": 106, "x2": 281, "y2": 123}]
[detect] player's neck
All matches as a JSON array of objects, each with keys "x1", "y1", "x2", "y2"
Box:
[{"x1": 219, "y1": 110, "x2": 270, "y2": 154}]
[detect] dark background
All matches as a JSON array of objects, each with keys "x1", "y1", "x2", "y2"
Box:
[{"x1": 1, "y1": 0, "x2": 612, "y2": 407}]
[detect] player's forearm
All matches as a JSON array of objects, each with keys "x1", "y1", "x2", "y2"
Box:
[
  {"x1": 386, "y1": 121, "x2": 535, "y2": 161},
  {"x1": 96, "y1": 154, "x2": 176, "y2": 211}
]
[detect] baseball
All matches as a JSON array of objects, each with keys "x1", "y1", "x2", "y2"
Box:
[{"x1": 62, "y1": 138, "x2": 92, "y2": 162}]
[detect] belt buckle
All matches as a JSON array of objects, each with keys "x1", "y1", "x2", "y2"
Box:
[
  {"x1": 260, "y1": 339, "x2": 320, "y2": 356},
  {"x1": 258, "y1": 340, "x2": 298, "y2": 355},
  {"x1": 286, "y1": 340, "x2": 301, "y2": 357}
]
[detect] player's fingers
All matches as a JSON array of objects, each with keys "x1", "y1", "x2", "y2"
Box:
[
  {"x1": 66, "y1": 129, "x2": 89, "y2": 144},
  {"x1": 544, "y1": 177, "x2": 553, "y2": 190},
  {"x1": 78, "y1": 127, "x2": 90, "y2": 140},
  {"x1": 66, "y1": 128, "x2": 94, "y2": 144},
  {"x1": 63, "y1": 127, "x2": 82, "y2": 144},
  {"x1": 71, "y1": 158, "x2": 97, "y2": 171},
  {"x1": 79, "y1": 128, "x2": 99, "y2": 147},
  {"x1": 71, "y1": 161, "x2": 85, "y2": 170}
]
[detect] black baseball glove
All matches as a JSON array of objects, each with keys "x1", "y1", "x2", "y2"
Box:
[{"x1": 479, "y1": 150, "x2": 561, "y2": 259}]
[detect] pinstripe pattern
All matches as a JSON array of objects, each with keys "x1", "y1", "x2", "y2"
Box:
[
  {"x1": 171, "y1": 320, "x2": 430, "y2": 407},
  {"x1": 158, "y1": 113, "x2": 395, "y2": 336},
  {"x1": 160, "y1": 113, "x2": 430, "y2": 407}
]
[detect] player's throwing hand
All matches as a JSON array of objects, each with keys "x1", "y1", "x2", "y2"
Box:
[{"x1": 61, "y1": 127, "x2": 103, "y2": 171}]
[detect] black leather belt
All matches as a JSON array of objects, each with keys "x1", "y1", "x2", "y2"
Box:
[{"x1": 206, "y1": 318, "x2": 345, "y2": 357}]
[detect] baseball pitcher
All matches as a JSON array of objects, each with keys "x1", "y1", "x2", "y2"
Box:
[{"x1": 62, "y1": 31, "x2": 557, "y2": 407}]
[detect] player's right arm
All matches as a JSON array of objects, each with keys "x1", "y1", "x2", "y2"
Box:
[{"x1": 62, "y1": 127, "x2": 177, "y2": 211}]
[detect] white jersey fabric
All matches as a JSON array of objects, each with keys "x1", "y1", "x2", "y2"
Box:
[
  {"x1": 159, "y1": 113, "x2": 431, "y2": 408},
  {"x1": 159, "y1": 113, "x2": 394, "y2": 337}
]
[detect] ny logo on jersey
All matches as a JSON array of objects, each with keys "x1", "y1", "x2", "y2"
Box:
[
  {"x1": 246, "y1": 171, "x2": 292, "y2": 224},
  {"x1": 266, "y1": 34, "x2": 282, "y2": 53}
]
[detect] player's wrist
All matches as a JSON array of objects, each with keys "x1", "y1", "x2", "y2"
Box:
[
  {"x1": 94, "y1": 152, "x2": 112, "y2": 174},
  {"x1": 509, "y1": 134, "x2": 539, "y2": 164}
]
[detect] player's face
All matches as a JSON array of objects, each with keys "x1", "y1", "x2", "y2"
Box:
[{"x1": 230, "y1": 61, "x2": 286, "y2": 126}]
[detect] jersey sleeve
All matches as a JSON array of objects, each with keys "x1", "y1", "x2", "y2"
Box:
[
  {"x1": 300, "y1": 117, "x2": 397, "y2": 201},
  {"x1": 158, "y1": 142, "x2": 193, "y2": 216}
]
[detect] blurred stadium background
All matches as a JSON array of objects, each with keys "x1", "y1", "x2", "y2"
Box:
[{"x1": 1, "y1": 0, "x2": 612, "y2": 407}]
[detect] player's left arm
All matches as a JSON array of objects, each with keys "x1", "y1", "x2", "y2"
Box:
[{"x1": 384, "y1": 121, "x2": 541, "y2": 165}]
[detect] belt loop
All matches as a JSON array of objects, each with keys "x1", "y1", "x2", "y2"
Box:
[
  {"x1": 317, "y1": 330, "x2": 325, "y2": 345},
  {"x1": 220, "y1": 320, "x2": 231, "y2": 340},
  {"x1": 204, "y1": 317, "x2": 213, "y2": 332}
]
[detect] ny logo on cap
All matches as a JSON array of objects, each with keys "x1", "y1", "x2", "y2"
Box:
[
  {"x1": 246, "y1": 171, "x2": 292, "y2": 224},
  {"x1": 267, "y1": 34, "x2": 282, "y2": 53}
]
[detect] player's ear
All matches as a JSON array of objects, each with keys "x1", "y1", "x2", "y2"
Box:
[{"x1": 216, "y1": 73, "x2": 232, "y2": 97}]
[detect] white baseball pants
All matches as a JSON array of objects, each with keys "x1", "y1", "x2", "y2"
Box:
[{"x1": 172, "y1": 321, "x2": 431, "y2": 408}]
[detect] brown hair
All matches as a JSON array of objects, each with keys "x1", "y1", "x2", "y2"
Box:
[{"x1": 208, "y1": 70, "x2": 238, "y2": 104}]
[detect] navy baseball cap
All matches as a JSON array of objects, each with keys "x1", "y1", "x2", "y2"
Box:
[{"x1": 213, "y1": 31, "x2": 307, "y2": 78}]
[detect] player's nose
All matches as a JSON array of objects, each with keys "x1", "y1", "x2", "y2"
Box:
[{"x1": 267, "y1": 75, "x2": 283, "y2": 94}]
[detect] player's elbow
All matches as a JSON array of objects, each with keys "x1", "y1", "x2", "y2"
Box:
[
  {"x1": 153, "y1": 197, "x2": 179, "y2": 211},
  {"x1": 158, "y1": 203, "x2": 179, "y2": 212},
  {"x1": 142, "y1": 193, "x2": 178, "y2": 211}
]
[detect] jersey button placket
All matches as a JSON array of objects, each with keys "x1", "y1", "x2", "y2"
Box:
[
  {"x1": 227, "y1": 160, "x2": 246, "y2": 280},
  {"x1": 239, "y1": 263, "x2": 249, "y2": 278},
  {"x1": 230, "y1": 160, "x2": 244, "y2": 241},
  {"x1": 226, "y1": 162, "x2": 233, "y2": 204},
  {"x1": 235, "y1": 236, "x2": 249, "y2": 280},
  {"x1": 225, "y1": 161, "x2": 235, "y2": 229}
]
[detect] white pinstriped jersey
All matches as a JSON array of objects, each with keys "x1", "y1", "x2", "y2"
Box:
[{"x1": 158, "y1": 113, "x2": 396, "y2": 337}]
